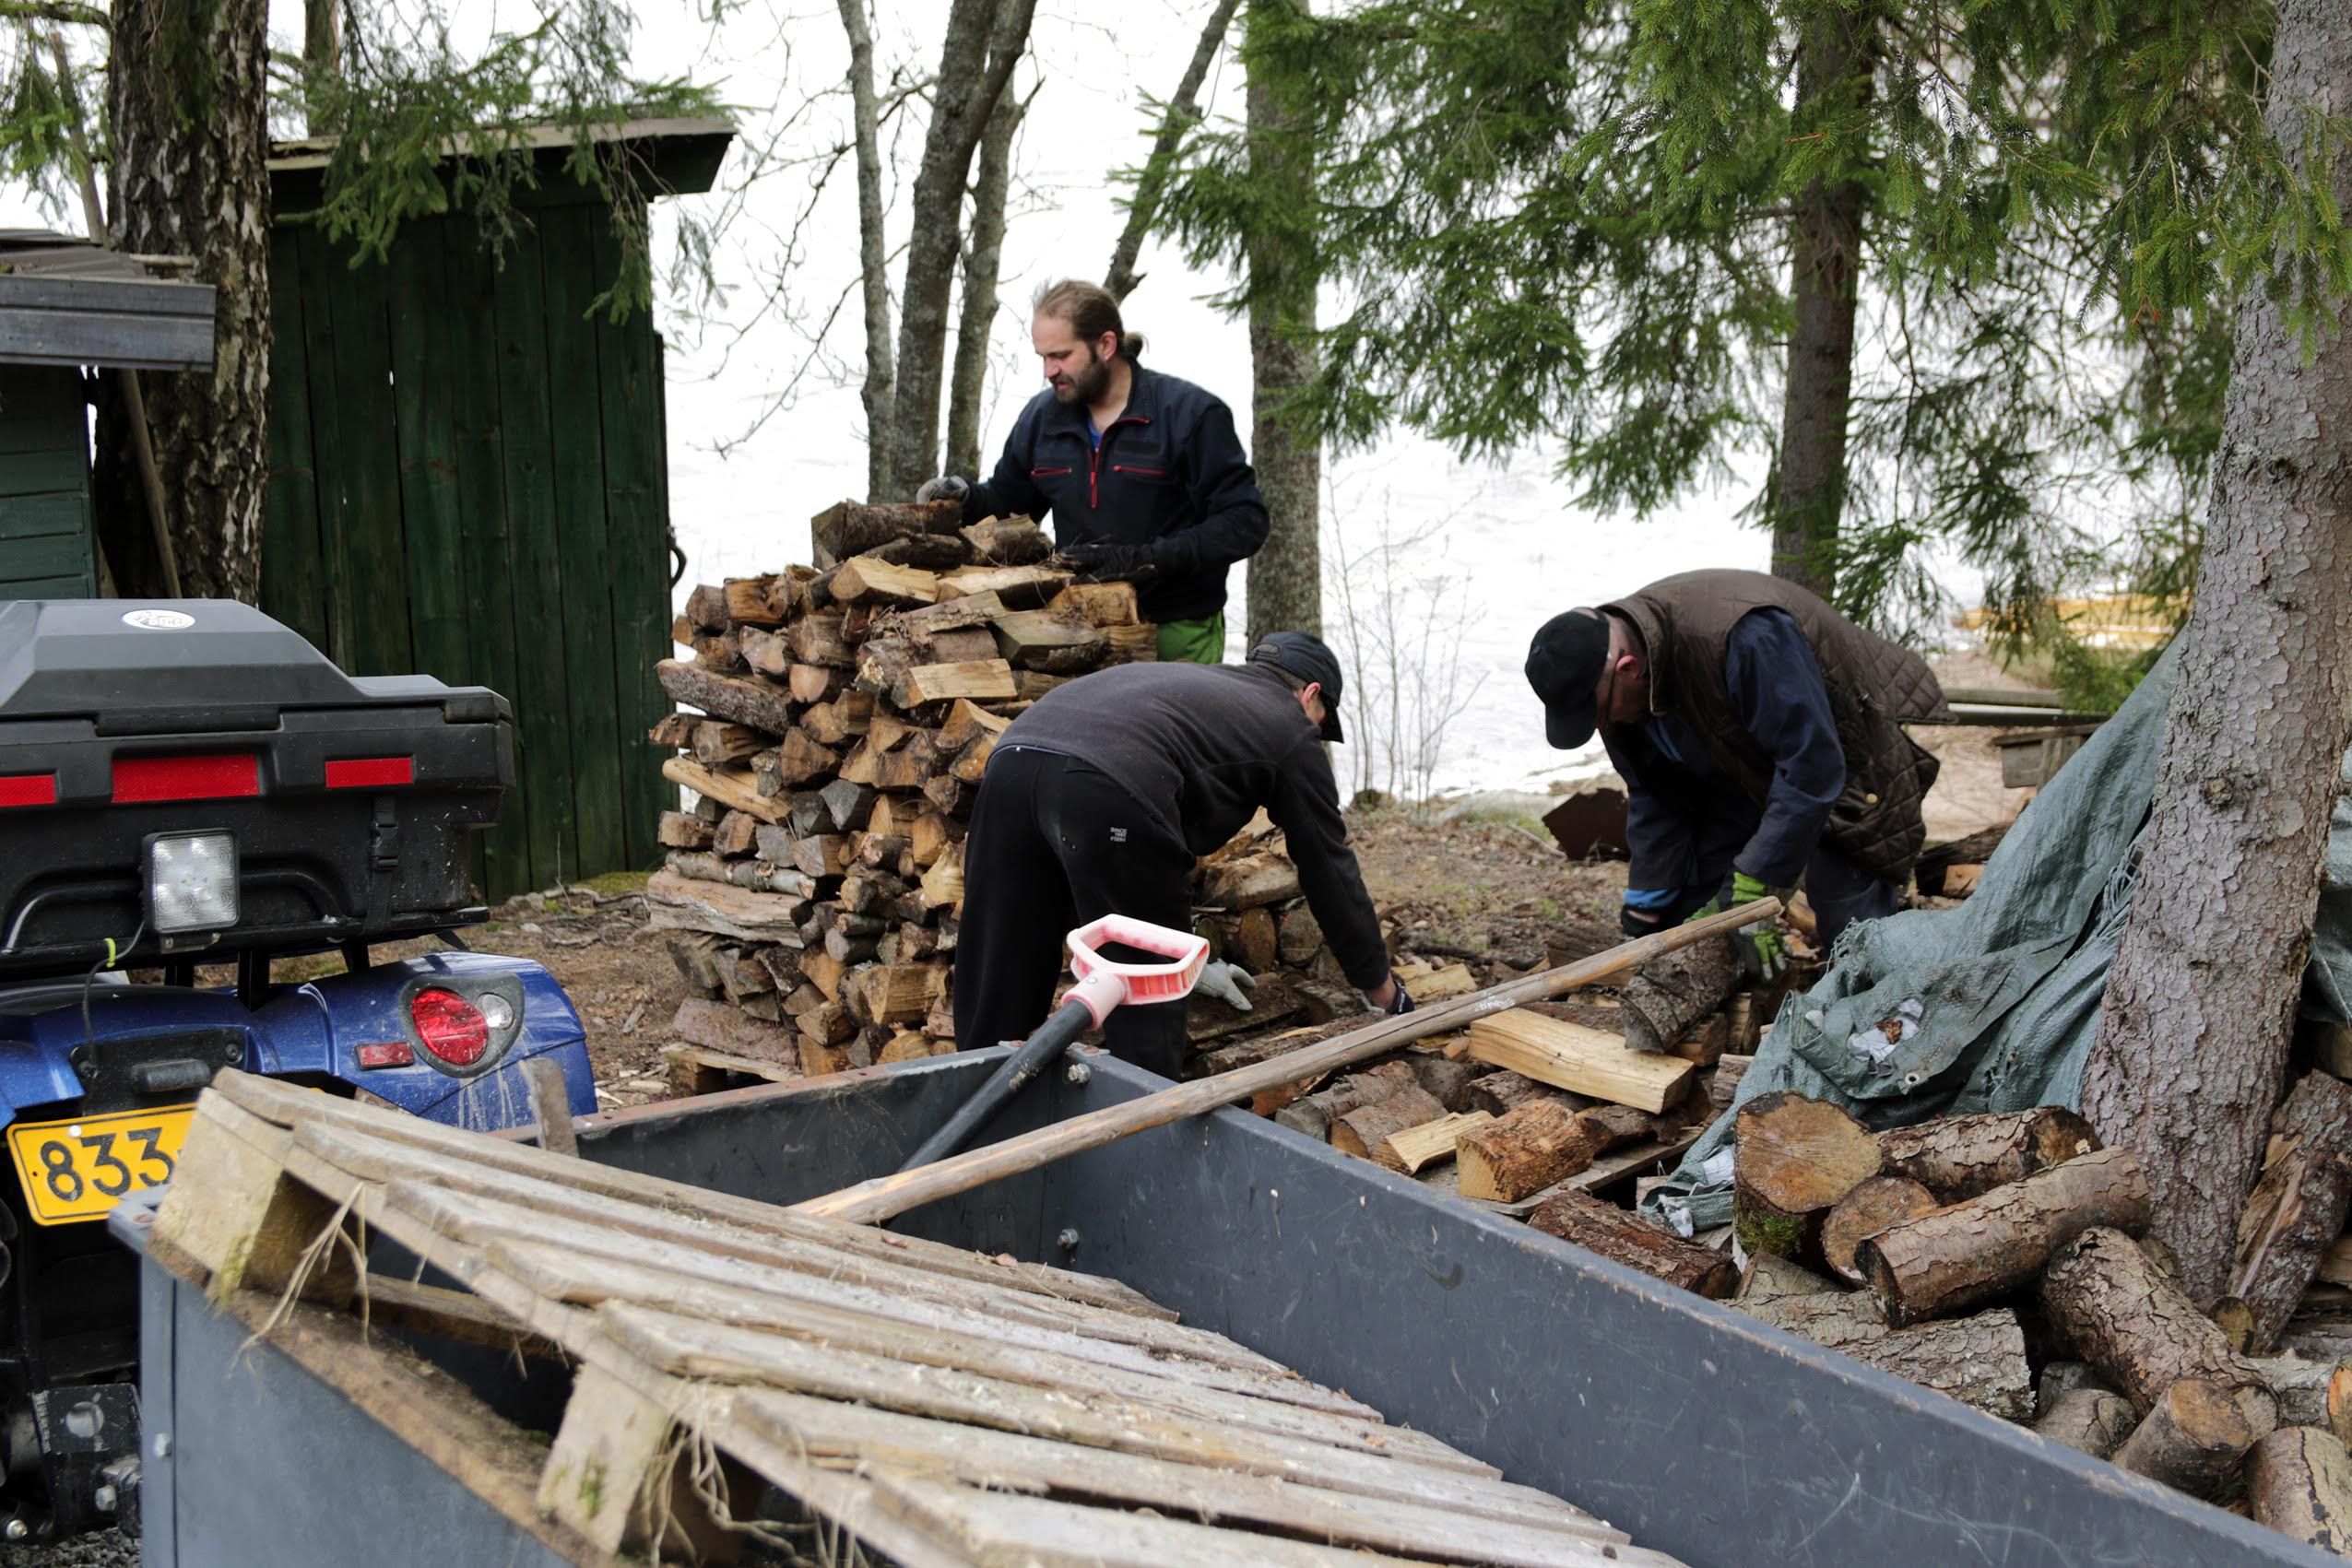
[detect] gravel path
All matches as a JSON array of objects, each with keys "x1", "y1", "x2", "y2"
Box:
[{"x1": 3, "y1": 1525, "x2": 137, "y2": 1565}]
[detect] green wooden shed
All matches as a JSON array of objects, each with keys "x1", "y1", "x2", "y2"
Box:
[
  {"x1": 260, "y1": 118, "x2": 731, "y2": 902},
  {"x1": 0, "y1": 230, "x2": 217, "y2": 596}
]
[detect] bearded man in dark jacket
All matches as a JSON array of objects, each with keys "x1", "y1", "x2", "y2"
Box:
[{"x1": 1525, "y1": 570, "x2": 1953, "y2": 974}]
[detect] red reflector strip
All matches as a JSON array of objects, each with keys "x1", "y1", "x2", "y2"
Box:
[
  {"x1": 0, "y1": 773, "x2": 56, "y2": 808},
  {"x1": 325, "y1": 757, "x2": 415, "y2": 789},
  {"x1": 356, "y1": 1042, "x2": 415, "y2": 1069},
  {"x1": 112, "y1": 753, "x2": 260, "y2": 804}
]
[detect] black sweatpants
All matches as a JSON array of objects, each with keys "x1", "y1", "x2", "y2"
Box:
[{"x1": 952, "y1": 746, "x2": 1197, "y2": 1079}]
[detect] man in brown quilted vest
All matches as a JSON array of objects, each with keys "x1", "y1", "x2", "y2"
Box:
[{"x1": 1524, "y1": 570, "x2": 1953, "y2": 973}]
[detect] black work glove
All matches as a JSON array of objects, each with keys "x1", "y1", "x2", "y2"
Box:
[
  {"x1": 1058, "y1": 538, "x2": 1158, "y2": 583},
  {"x1": 1620, "y1": 904, "x2": 1666, "y2": 939}
]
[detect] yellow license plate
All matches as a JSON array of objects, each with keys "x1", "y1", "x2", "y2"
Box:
[{"x1": 6, "y1": 1104, "x2": 193, "y2": 1225}]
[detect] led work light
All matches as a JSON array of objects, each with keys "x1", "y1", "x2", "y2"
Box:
[{"x1": 143, "y1": 831, "x2": 240, "y2": 936}]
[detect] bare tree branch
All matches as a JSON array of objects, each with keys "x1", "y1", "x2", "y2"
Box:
[
  {"x1": 1105, "y1": 0, "x2": 1242, "y2": 302},
  {"x1": 835, "y1": 0, "x2": 895, "y2": 501},
  {"x1": 0, "y1": 2, "x2": 103, "y2": 28}
]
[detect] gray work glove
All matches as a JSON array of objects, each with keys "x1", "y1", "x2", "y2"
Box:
[
  {"x1": 916, "y1": 475, "x2": 970, "y2": 505},
  {"x1": 1196, "y1": 959, "x2": 1257, "y2": 1011}
]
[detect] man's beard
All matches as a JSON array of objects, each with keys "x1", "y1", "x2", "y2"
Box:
[{"x1": 1052, "y1": 347, "x2": 1114, "y2": 405}]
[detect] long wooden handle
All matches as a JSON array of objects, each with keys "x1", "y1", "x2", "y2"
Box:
[{"x1": 793, "y1": 898, "x2": 1781, "y2": 1225}]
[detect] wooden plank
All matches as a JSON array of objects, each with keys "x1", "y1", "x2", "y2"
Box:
[
  {"x1": 644, "y1": 867, "x2": 808, "y2": 942},
  {"x1": 1464, "y1": 1009, "x2": 1695, "y2": 1114},
  {"x1": 202, "y1": 1070, "x2": 1173, "y2": 1321},
  {"x1": 439, "y1": 217, "x2": 533, "y2": 899},
  {"x1": 385, "y1": 222, "x2": 470, "y2": 730},
  {"x1": 1379, "y1": 1110, "x2": 1494, "y2": 1174},
  {"x1": 588, "y1": 210, "x2": 674, "y2": 874},
  {"x1": 257, "y1": 227, "x2": 328, "y2": 655},
  {"x1": 662, "y1": 756, "x2": 786, "y2": 825},
  {"x1": 0, "y1": 489, "x2": 84, "y2": 537},
  {"x1": 727, "y1": 1387, "x2": 1639, "y2": 1563},
  {"x1": 319, "y1": 240, "x2": 416, "y2": 677},
  {"x1": 490, "y1": 225, "x2": 576, "y2": 890},
  {"x1": 538, "y1": 205, "x2": 629, "y2": 882}
]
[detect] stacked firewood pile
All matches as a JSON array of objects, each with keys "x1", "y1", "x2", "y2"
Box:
[
  {"x1": 1712, "y1": 1075, "x2": 2352, "y2": 1550},
  {"x1": 647, "y1": 500, "x2": 1156, "y2": 1088}
]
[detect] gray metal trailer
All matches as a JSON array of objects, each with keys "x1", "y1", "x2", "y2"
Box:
[{"x1": 132, "y1": 1049, "x2": 2327, "y2": 1566}]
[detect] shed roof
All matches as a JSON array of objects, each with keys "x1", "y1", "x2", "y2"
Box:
[
  {"x1": 267, "y1": 114, "x2": 734, "y2": 200},
  {"x1": 0, "y1": 230, "x2": 218, "y2": 372}
]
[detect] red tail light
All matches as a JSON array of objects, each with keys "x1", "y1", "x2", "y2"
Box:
[
  {"x1": 113, "y1": 753, "x2": 260, "y2": 803},
  {"x1": 409, "y1": 988, "x2": 490, "y2": 1067}
]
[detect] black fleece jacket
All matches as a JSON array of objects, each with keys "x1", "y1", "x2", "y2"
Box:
[
  {"x1": 963, "y1": 362, "x2": 1270, "y2": 623},
  {"x1": 993, "y1": 661, "x2": 1389, "y2": 988}
]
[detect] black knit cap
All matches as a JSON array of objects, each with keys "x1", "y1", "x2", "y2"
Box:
[
  {"x1": 1525, "y1": 609, "x2": 1613, "y2": 749},
  {"x1": 1247, "y1": 631, "x2": 1345, "y2": 743}
]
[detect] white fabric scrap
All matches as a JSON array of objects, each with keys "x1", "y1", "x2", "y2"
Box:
[{"x1": 1702, "y1": 1148, "x2": 1737, "y2": 1186}]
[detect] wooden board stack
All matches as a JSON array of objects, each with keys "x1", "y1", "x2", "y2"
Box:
[
  {"x1": 148, "y1": 1070, "x2": 1684, "y2": 1567},
  {"x1": 649, "y1": 499, "x2": 1158, "y2": 1091}
]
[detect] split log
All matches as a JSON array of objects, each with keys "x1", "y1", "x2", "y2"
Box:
[
  {"x1": 1101, "y1": 623, "x2": 1158, "y2": 663},
  {"x1": 2034, "y1": 1389, "x2": 2139, "y2": 1459},
  {"x1": 1619, "y1": 937, "x2": 1743, "y2": 1055},
  {"x1": 710, "y1": 810, "x2": 759, "y2": 857},
  {"x1": 1875, "y1": 1107, "x2": 2103, "y2": 1203},
  {"x1": 1273, "y1": 1061, "x2": 1420, "y2": 1142},
  {"x1": 671, "y1": 997, "x2": 798, "y2": 1067},
  {"x1": 737, "y1": 627, "x2": 793, "y2": 678},
  {"x1": 1858, "y1": 1146, "x2": 2153, "y2": 1326},
  {"x1": 1377, "y1": 1110, "x2": 1494, "y2": 1174},
  {"x1": 1735, "y1": 1253, "x2": 1833, "y2": 1305},
  {"x1": 2040, "y1": 1227, "x2": 2276, "y2": 1420},
  {"x1": 938, "y1": 699, "x2": 1011, "y2": 750},
  {"x1": 754, "y1": 729, "x2": 840, "y2": 795},
  {"x1": 1046, "y1": 580, "x2": 1141, "y2": 626},
  {"x1": 1276, "y1": 903, "x2": 1324, "y2": 966},
  {"x1": 1014, "y1": 669, "x2": 1070, "y2": 701},
  {"x1": 1229, "y1": 907, "x2": 1279, "y2": 976},
  {"x1": 691, "y1": 722, "x2": 767, "y2": 767},
  {"x1": 2246, "y1": 1425, "x2": 2352, "y2": 1547},
  {"x1": 897, "y1": 658, "x2": 1017, "y2": 707},
  {"x1": 2037, "y1": 1361, "x2": 2110, "y2": 1417},
  {"x1": 1468, "y1": 1070, "x2": 1581, "y2": 1119},
  {"x1": 1465, "y1": 1010, "x2": 1695, "y2": 1114},
  {"x1": 1456, "y1": 1102, "x2": 1610, "y2": 1202},
  {"x1": 648, "y1": 712, "x2": 698, "y2": 749},
  {"x1": 786, "y1": 662, "x2": 846, "y2": 703},
  {"x1": 960, "y1": 514, "x2": 1050, "y2": 564},
  {"x1": 1527, "y1": 1189, "x2": 1739, "y2": 1297},
  {"x1": 1819, "y1": 1175, "x2": 1939, "y2": 1286},
  {"x1": 786, "y1": 611, "x2": 853, "y2": 668},
  {"x1": 1738, "y1": 1292, "x2": 2033, "y2": 1420},
  {"x1": 723, "y1": 575, "x2": 788, "y2": 627},
  {"x1": 1731, "y1": 1092, "x2": 1882, "y2": 1262},
  {"x1": 644, "y1": 868, "x2": 809, "y2": 945},
  {"x1": 1708, "y1": 1054, "x2": 1753, "y2": 1116},
  {"x1": 691, "y1": 631, "x2": 744, "y2": 672},
  {"x1": 2113, "y1": 1377, "x2": 2275, "y2": 1500},
  {"x1": 935, "y1": 563, "x2": 1070, "y2": 607},
  {"x1": 1407, "y1": 1055, "x2": 1492, "y2": 1114},
  {"x1": 1199, "y1": 854, "x2": 1304, "y2": 912},
  {"x1": 990, "y1": 609, "x2": 1106, "y2": 671},
  {"x1": 818, "y1": 779, "x2": 878, "y2": 833},
  {"x1": 684, "y1": 582, "x2": 730, "y2": 632},
  {"x1": 809, "y1": 498, "x2": 962, "y2": 569},
  {"x1": 656, "y1": 810, "x2": 714, "y2": 851},
  {"x1": 2230, "y1": 1069, "x2": 2352, "y2": 1355},
  {"x1": 655, "y1": 660, "x2": 796, "y2": 735},
  {"x1": 1330, "y1": 1086, "x2": 1448, "y2": 1160}
]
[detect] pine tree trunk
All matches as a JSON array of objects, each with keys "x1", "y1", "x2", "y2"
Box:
[
  {"x1": 836, "y1": 0, "x2": 894, "y2": 502},
  {"x1": 302, "y1": 0, "x2": 341, "y2": 134},
  {"x1": 105, "y1": 0, "x2": 272, "y2": 603},
  {"x1": 945, "y1": 78, "x2": 1026, "y2": 482},
  {"x1": 881, "y1": 0, "x2": 1038, "y2": 500},
  {"x1": 2077, "y1": 0, "x2": 2352, "y2": 1305},
  {"x1": 1770, "y1": 3, "x2": 1876, "y2": 595},
  {"x1": 1243, "y1": 0, "x2": 1319, "y2": 644}
]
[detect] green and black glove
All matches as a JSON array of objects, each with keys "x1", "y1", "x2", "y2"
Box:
[{"x1": 1684, "y1": 871, "x2": 1791, "y2": 981}]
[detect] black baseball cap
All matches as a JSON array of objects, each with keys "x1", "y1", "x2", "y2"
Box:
[
  {"x1": 1525, "y1": 608, "x2": 1613, "y2": 749},
  {"x1": 1247, "y1": 631, "x2": 1346, "y2": 743}
]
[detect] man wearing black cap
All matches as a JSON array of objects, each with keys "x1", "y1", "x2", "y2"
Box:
[
  {"x1": 1524, "y1": 570, "x2": 1952, "y2": 973},
  {"x1": 953, "y1": 631, "x2": 1410, "y2": 1079}
]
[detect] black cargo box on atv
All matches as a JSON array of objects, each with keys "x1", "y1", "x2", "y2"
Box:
[{"x1": 0, "y1": 600, "x2": 510, "y2": 976}]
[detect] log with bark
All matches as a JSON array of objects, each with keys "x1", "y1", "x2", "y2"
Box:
[
  {"x1": 2035, "y1": 1389, "x2": 2139, "y2": 1458},
  {"x1": 1737, "y1": 1291, "x2": 2034, "y2": 1420},
  {"x1": 2229, "y1": 1069, "x2": 2352, "y2": 1356},
  {"x1": 2040, "y1": 1227, "x2": 2278, "y2": 1453},
  {"x1": 1875, "y1": 1106, "x2": 2102, "y2": 1203},
  {"x1": 2112, "y1": 1376, "x2": 2275, "y2": 1499},
  {"x1": 1619, "y1": 937, "x2": 1743, "y2": 1055},
  {"x1": 2248, "y1": 1357, "x2": 2352, "y2": 1443},
  {"x1": 1818, "y1": 1174, "x2": 1938, "y2": 1286},
  {"x1": 1858, "y1": 1146, "x2": 2153, "y2": 1326},
  {"x1": 1527, "y1": 1189, "x2": 1739, "y2": 1297},
  {"x1": 1330, "y1": 1086, "x2": 1448, "y2": 1161},
  {"x1": 2245, "y1": 1424, "x2": 2352, "y2": 1549},
  {"x1": 1456, "y1": 1101, "x2": 1610, "y2": 1202},
  {"x1": 1731, "y1": 1092, "x2": 1882, "y2": 1262}
]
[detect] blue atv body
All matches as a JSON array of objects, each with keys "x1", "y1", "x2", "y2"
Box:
[{"x1": 0, "y1": 599, "x2": 598, "y2": 1539}]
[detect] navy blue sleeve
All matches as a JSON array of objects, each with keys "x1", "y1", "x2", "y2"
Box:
[
  {"x1": 1723, "y1": 607, "x2": 1845, "y2": 888},
  {"x1": 1152, "y1": 397, "x2": 1271, "y2": 574},
  {"x1": 964, "y1": 407, "x2": 1050, "y2": 525},
  {"x1": 1607, "y1": 730, "x2": 1700, "y2": 902},
  {"x1": 1265, "y1": 739, "x2": 1390, "y2": 989}
]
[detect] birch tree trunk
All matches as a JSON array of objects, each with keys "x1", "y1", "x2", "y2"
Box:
[
  {"x1": 1769, "y1": 3, "x2": 1876, "y2": 596},
  {"x1": 2078, "y1": 0, "x2": 2352, "y2": 1303},
  {"x1": 836, "y1": 0, "x2": 894, "y2": 502},
  {"x1": 880, "y1": 0, "x2": 1037, "y2": 500},
  {"x1": 1244, "y1": 0, "x2": 1319, "y2": 643},
  {"x1": 945, "y1": 76, "x2": 1027, "y2": 482},
  {"x1": 106, "y1": 0, "x2": 272, "y2": 603}
]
